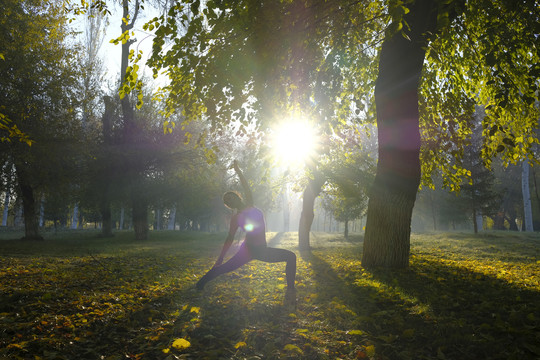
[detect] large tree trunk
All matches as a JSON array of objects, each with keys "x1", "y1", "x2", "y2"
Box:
[
  {"x1": 16, "y1": 166, "x2": 43, "y2": 240},
  {"x1": 298, "y1": 173, "x2": 324, "y2": 250},
  {"x1": 362, "y1": 1, "x2": 438, "y2": 268}
]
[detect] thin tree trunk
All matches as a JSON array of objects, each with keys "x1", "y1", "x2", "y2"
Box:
[
  {"x1": 71, "y1": 203, "x2": 79, "y2": 229},
  {"x1": 476, "y1": 211, "x2": 483, "y2": 233},
  {"x1": 100, "y1": 96, "x2": 115, "y2": 238},
  {"x1": 362, "y1": 0, "x2": 437, "y2": 268},
  {"x1": 119, "y1": 0, "x2": 147, "y2": 240},
  {"x1": 133, "y1": 196, "x2": 148, "y2": 240},
  {"x1": 282, "y1": 187, "x2": 290, "y2": 232},
  {"x1": 429, "y1": 190, "x2": 437, "y2": 231},
  {"x1": 298, "y1": 173, "x2": 324, "y2": 250},
  {"x1": 155, "y1": 208, "x2": 162, "y2": 230},
  {"x1": 168, "y1": 206, "x2": 176, "y2": 230},
  {"x1": 119, "y1": 207, "x2": 125, "y2": 229},
  {"x1": 522, "y1": 159, "x2": 534, "y2": 231},
  {"x1": 100, "y1": 200, "x2": 113, "y2": 237},
  {"x1": 16, "y1": 166, "x2": 43, "y2": 240},
  {"x1": 472, "y1": 208, "x2": 478, "y2": 234},
  {"x1": 2, "y1": 186, "x2": 10, "y2": 226}
]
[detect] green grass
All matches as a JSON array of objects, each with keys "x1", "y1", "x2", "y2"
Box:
[{"x1": 0, "y1": 230, "x2": 539, "y2": 359}]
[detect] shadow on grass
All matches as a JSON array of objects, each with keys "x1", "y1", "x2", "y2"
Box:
[
  {"x1": 367, "y1": 258, "x2": 540, "y2": 360},
  {"x1": 299, "y1": 243, "x2": 540, "y2": 360}
]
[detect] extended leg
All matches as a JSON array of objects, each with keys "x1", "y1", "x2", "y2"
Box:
[{"x1": 196, "y1": 244, "x2": 251, "y2": 289}]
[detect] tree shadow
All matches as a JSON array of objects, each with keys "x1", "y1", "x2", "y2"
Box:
[
  {"x1": 299, "y1": 245, "x2": 540, "y2": 360},
  {"x1": 367, "y1": 258, "x2": 540, "y2": 359}
]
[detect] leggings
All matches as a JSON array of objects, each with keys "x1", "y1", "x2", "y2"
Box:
[{"x1": 197, "y1": 242, "x2": 296, "y2": 289}]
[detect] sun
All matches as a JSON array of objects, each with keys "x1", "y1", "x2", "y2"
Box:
[{"x1": 270, "y1": 119, "x2": 318, "y2": 167}]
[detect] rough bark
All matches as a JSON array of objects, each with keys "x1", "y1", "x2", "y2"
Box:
[{"x1": 362, "y1": 1, "x2": 438, "y2": 268}]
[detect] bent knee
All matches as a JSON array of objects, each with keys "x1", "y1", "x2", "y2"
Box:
[{"x1": 288, "y1": 251, "x2": 296, "y2": 263}]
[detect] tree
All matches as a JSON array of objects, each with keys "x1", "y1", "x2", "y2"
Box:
[
  {"x1": 322, "y1": 186, "x2": 367, "y2": 240},
  {"x1": 522, "y1": 159, "x2": 534, "y2": 231},
  {"x1": 77, "y1": 0, "x2": 538, "y2": 265},
  {"x1": 363, "y1": 0, "x2": 539, "y2": 267},
  {"x1": 361, "y1": 0, "x2": 438, "y2": 267},
  {"x1": 0, "y1": 0, "x2": 84, "y2": 240},
  {"x1": 144, "y1": 0, "x2": 384, "y2": 249},
  {"x1": 460, "y1": 144, "x2": 502, "y2": 234}
]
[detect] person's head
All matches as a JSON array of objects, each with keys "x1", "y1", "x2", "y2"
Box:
[{"x1": 223, "y1": 191, "x2": 243, "y2": 210}]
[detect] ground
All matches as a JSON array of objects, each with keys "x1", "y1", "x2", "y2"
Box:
[{"x1": 0, "y1": 230, "x2": 539, "y2": 359}]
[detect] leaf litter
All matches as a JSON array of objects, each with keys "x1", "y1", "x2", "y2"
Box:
[{"x1": 0, "y1": 230, "x2": 538, "y2": 359}]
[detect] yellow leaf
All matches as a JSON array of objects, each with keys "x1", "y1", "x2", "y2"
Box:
[
  {"x1": 366, "y1": 345, "x2": 376, "y2": 357},
  {"x1": 171, "y1": 338, "x2": 191, "y2": 350},
  {"x1": 234, "y1": 341, "x2": 247, "y2": 349},
  {"x1": 162, "y1": 348, "x2": 170, "y2": 354},
  {"x1": 190, "y1": 306, "x2": 200, "y2": 314},
  {"x1": 348, "y1": 330, "x2": 364, "y2": 336},
  {"x1": 283, "y1": 344, "x2": 303, "y2": 354}
]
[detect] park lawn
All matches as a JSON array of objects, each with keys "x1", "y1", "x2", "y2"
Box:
[{"x1": 0, "y1": 230, "x2": 539, "y2": 360}]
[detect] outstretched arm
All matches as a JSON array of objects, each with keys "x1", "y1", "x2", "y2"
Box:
[
  {"x1": 214, "y1": 215, "x2": 238, "y2": 267},
  {"x1": 233, "y1": 160, "x2": 253, "y2": 207}
]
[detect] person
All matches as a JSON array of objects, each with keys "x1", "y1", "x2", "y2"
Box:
[{"x1": 196, "y1": 161, "x2": 296, "y2": 301}]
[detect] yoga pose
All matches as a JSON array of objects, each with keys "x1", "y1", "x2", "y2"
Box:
[{"x1": 196, "y1": 161, "x2": 296, "y2": 298}]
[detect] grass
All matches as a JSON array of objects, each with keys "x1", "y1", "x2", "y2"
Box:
[{"x1": 0, "y1": 229, "x2": 539, "y2": 359}]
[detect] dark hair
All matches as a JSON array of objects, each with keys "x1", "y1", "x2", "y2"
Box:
[{"x1": 223, "y1": 191, "x2": 243, "y2": 209}]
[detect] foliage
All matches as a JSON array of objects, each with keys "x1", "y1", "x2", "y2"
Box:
[
  {"x1": 420, "y1": 0, "x2": 540, "y2": 187},
  {"x1": 0, "y1": 0, "x2": 87, "y2": 238},
  {"x1": 0, "y1": 113, "x2": 33, "y2": 146},
  {"x1": 144, "y1": 0, "x2": 384, "y2": 140},
  {"x1": 0, "y1": 230, "x2": 539, "y2": 359}
]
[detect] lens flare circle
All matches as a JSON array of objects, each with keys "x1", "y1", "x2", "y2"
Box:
[{"x1": 271, "y1": 119, "x2": 317, "y2": 167}]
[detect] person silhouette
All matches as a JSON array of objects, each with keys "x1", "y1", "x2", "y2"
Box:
[{"x1": 196, "y1": 161, "x2": 296, "y2": 301}]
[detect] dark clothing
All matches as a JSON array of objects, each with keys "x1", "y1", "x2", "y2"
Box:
[{"x1": 197, "y1": 207, "x2": 296, "y2": 289}]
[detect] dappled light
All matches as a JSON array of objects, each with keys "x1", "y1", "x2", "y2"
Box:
[{"x1": 1, "y1": 230, "x2": 538, "y2": 359}]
